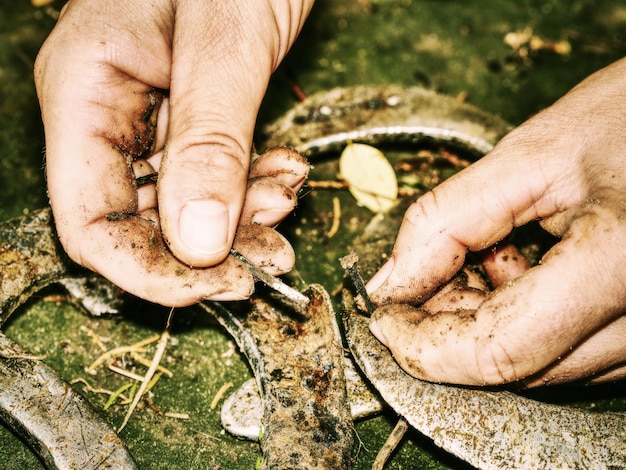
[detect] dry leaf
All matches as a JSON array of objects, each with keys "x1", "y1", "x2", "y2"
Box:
[{"x1": 339, "y1": 143, "x2": 398, "y2": 213}]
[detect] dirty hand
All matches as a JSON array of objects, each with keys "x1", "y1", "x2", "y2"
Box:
[
  {"x1": 34, "y1": 0, "x2": 313, "y2": 306},
  {"x1": 366, "y1": 57, "x2": 626, "y2": 387}
]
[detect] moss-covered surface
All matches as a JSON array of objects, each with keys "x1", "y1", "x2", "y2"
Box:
[{"x1": 1, "y1": 0, "x2": 625, "y2": 468}]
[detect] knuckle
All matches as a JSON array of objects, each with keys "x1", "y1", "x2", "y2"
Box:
[
  {"x1": 404, "y1": 191, "x2": 440, "y2": 226},
  {"x1": 473, "y1": 339, "x2": 524, "y2": 385},
  {"x1": 169, "y1": 131, "x2": 248, "y2": 175}
]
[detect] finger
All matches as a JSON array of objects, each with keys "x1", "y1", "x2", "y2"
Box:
[
  {"x1": 139, "y1": 148, "x2": 309, "y2": 228},
  {"x1": 370, "y1": 202, "x2": 626, "y2": 385},
  {"x1": 233, "y1": 225, "x2": 296, "y2": 275},
  {"x1": 74, "y1": 220, "x2": 295, "y2": 305},
  {"x1": 249, "y1": 147, "x2": 310, "y2": 193},
  {"x1": 524, "y1": 315, "x2": 626, "y2": 387},
  {"x1": 79, "y1": 218, "x2": 254, "y2": 306},
  {"x1": 34, "y1": 0, "x2": 171, "y2": 254},
  {"x1": 365, "y1": 113, "x2": 587, "y2": 305},
  {"x1": 241, "y1": 147, "x2": 310, "y2": 226},
  {"x1": 35, "y1": 1, "x2": 306, "y2": 306},
  {"x1": 158, "y1": 1, "x2": 305, "y2": 267},
  {"x1": 479, "y1": 243, "x2": 531, "y2": 289},
  {"x1": 586, "y1": 363, "x2": 626, "y2": 384},
  {"x1": 420, "y1": 268, "x2": 488, "y2": 313},
  {"x1": 240, "y1": 177, "x2": 299, "y2": 226},
  {"x1": 40, "y1": 74, "x2": 165, "y2": 262}
]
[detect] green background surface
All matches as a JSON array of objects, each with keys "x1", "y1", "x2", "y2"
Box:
[{"x1": 1, "y1": 0, "x2": 626, "y2": 468}]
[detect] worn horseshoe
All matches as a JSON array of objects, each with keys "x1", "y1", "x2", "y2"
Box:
[
  {"x1": 232, "y1": 85, "x2": 626, "y2": 468},
  {"x1": 2, "y1": 86, "x2": 625, "y2": 468},
  {"x1": 0, "y1": 209, "x2": 138, "y2": 469}
]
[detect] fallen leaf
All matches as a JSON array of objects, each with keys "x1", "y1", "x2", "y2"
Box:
[{"x1": 339, "y1": 143, "x2": 398, "y2": 212}]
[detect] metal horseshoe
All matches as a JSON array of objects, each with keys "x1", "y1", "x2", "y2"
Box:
[{"x1": 2, "y1": 86, "x2": 625, "y2": 468}]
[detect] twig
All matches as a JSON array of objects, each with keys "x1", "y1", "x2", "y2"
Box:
[
  {"x1": 290, "y1": 80, "x2": 308, "y2": 102},
  {"x1": 143, "y1": 397, "x2": 164, "y2": 416},
  {"x1": 70, "y1": 377, "x2": 130, "y2": 401},
  {"x1": 308, "y1": 180, "x2": 348, "y2": 190},
  {"x1": 372, "y1": 418, "x2": 409, "y2": 470},
  {"x1": 326, "y1": 196, "x2": 341, "y2": 238},
  {"x1": 79, "y1": 325, "x2": 109, "y2": 352},
  {"x1": 86, "y1": 333, "x2": 160, "y2": 373},
  {"x1": 164, "y1": 412, "x2": 191, "y2": 420},
  {"x1": 107, "y1": 363, "x2": 146, "y2": 382},
  {"x1": 130, "y1": 351, "x2": 174, "y2": 378},
  {"x1": 210, "y1": 381, "x2": 234, "y2": 410},
  {"x1": 117, "y1": 311, "x2": 173, "y2": 432},
  {"x1": 308, "y1": 179, "x2": 420, "y2": 197},
  {"x1": 439, "y1": 148, "x2": 471, "y2": 169}
]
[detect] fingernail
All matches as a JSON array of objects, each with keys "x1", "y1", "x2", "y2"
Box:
[
  {"x1": 179, "y1": 199, "x2": 229, "y2": 255},
  {"x1": 365, "y1": 258, "x2": 395, "y2": 294},
  {"x1": 283, "y1": 173, "x2": 308, "y2": 191},
  {"x1": 369, "y1": 318, "x2": 388, "y2": 346},
  {"x1": 251, "y1": 208, "x2": 292, "y2": 226},
  {"x1": 208, "y1": 290, "x2": 251, "y2": 301}
]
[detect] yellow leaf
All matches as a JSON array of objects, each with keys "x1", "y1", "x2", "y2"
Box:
[{"x1": 339, "y1": 143, "x2": 398, "y2": 213}]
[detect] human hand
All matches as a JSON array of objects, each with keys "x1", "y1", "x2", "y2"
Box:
[
  {"x1": 366, "y1": 57, "x2": 626, "y2": 386},
  {"x1": 34, "y1": 0, "x2": 313, "y2": 306}
]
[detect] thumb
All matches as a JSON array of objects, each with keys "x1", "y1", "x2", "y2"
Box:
[
  {"x1": 157, "y1": 2, "x2": 282, "y2": 267},
  {"x1": 365, "y1": 116, "x2": 586, "y2": 304}
]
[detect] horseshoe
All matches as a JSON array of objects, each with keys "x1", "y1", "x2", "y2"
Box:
[
  {"x1": 0, "y1": 209, "x2": 138, "y2": 469},
  {"x1": 236, "y1": 85, "x2": 626, "y2": 468},
  {"x1": 2, "y1": 86, "x2": 625, "y2": 468}
]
